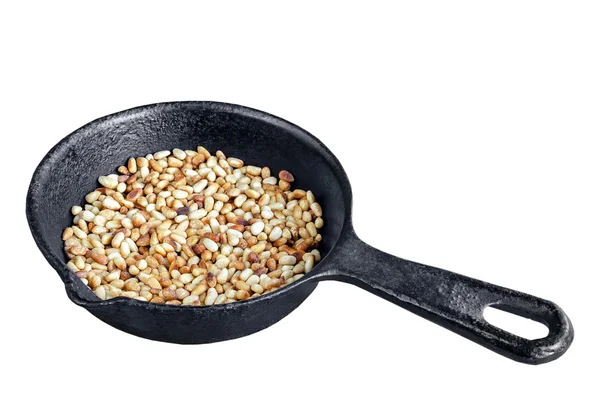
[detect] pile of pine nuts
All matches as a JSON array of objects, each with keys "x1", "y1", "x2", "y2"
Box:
[{"x1": 62, "y1": 147, "x2": 324, "y2": 305}]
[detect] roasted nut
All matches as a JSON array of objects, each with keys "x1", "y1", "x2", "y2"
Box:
[{"x1": 64, "y1": 147, "x2": 323, "y2": 305}]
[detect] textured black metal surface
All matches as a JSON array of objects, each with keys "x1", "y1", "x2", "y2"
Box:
[
  {"x1": 26, "y1": 102, "x2": 347, "y2": 343},
  {"x1": 27, "y1": 102, "x2": 573, "y2": 362},
  {"x1": 307, "y1": 230, "x2": 574, "y2": 364}
]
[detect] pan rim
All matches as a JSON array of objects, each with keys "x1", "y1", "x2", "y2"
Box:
[{"x1": 26, "y1": 100, "x2": 354, "y2": 309}]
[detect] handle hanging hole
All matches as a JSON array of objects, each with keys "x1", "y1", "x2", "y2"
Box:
[{"x1": 484, "y1": 305, "x2": 549, "y2": 340}]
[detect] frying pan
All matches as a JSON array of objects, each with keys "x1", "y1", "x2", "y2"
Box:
[{"x1": 26, "y1": 101, "x2": 573, "y2": 364}]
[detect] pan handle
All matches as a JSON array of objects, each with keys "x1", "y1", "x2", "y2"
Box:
[{"x1": 313, "y1": 231, "x2": 573, "y2": 364}]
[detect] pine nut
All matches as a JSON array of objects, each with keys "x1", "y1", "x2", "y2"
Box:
[{"x1": 63, "y1": 147, "x2": 324, "y2": 305}]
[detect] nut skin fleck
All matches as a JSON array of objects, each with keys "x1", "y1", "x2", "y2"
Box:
[
  {"x1": 176, "y1": 206, "x2": 189, "y2": 215},
  {"x1": 206, "y1": 272, "x2": 217, "y2": 288},
  {"x1": 248, "y1": 252, "x2": 260, "y2": 264}
]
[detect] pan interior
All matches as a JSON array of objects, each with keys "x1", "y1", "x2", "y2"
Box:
[{"x1": 28, "y1": 102, "x2": 350, "y2": 294}]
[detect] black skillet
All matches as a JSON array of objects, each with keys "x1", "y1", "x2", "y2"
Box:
[{"x1": 26, "y1": 101, "x2": 573, "y2": 364}]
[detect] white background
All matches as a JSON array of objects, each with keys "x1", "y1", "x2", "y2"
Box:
[{"x1": 1, "y1": 1, "x2": 598, "y2": 396}]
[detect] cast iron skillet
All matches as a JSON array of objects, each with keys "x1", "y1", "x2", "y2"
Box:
[{"x1": 26, "y1": 101, "x2": 573, "y2": 364}]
